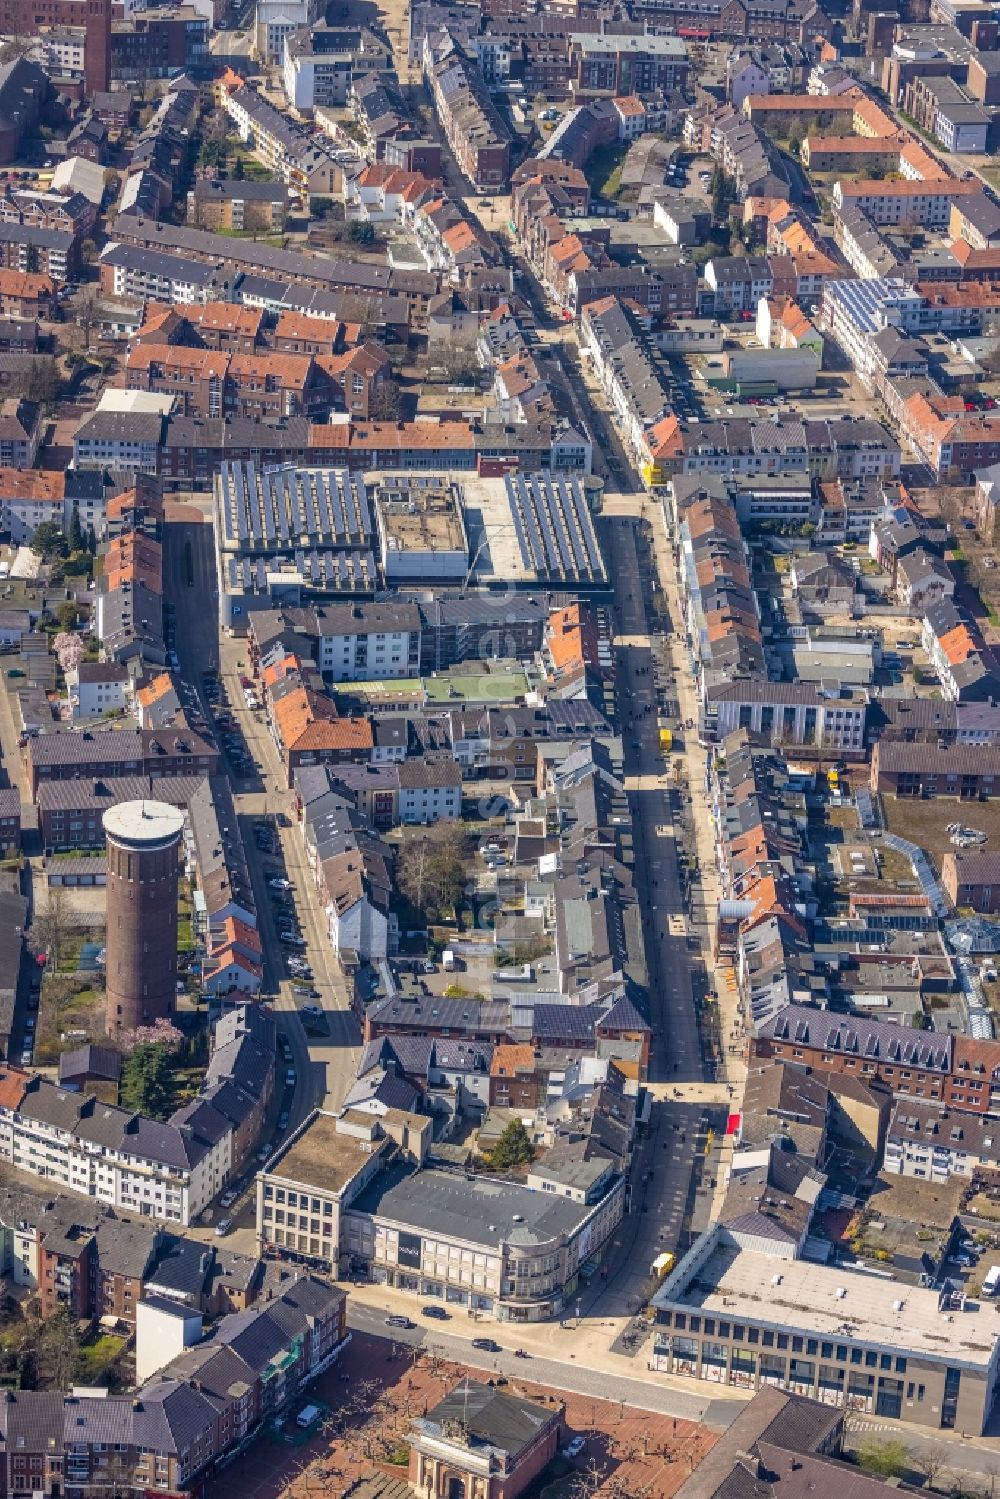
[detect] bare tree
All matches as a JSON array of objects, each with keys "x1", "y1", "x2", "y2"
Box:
[
  {"x1": 33, "y1": 885, "x2": 68, "y2": 970},
  {"x1": 910, "y1": 1447, "x2": 952, "y2": 1492}
]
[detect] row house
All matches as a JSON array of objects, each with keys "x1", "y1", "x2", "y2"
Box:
[
  {"x1": 0, "y1": 1275, "x2": 343, "y2": 1497},
  {"x1": 221, "y1": 77, "x2": 345, "y2": 198},
  {"x1": 920, "y1": 598, "x2": 1000, "y2": 702},
  {"x1": 0, "y1": 1006, "x2": 273, "y2": 1224},
  {"x1": 126, "y1": 344, "x2": 334, "y2": 421},
  {"x1": 0, "y1": 222, "x2": 76, "y2": 282},
  {"x1": 579, "y1": 295, "x2": 674, "y2": 470},
  {"x1": 134, "y1": 301, "x2": 265, "y2": 356},
  {"x1": 871, "y1": 739, "x2": 1000, "y2": 799},
  {"x1": 269, "y1": 678, "x2": 373, "y2": 787},
  {"x1": 108, "y1": 214, "x2": 438, "y2": 335},
  {"x1": 424, "y1": 29, "x2": 513, "y2": 191},
  {"x1": 0, "y1": 186, "x2": 95, "y2": 238},
  {"x1": 26, "y1": 725, "x2": 218, "y2": 798},
  {"x1": 901, "y1": 388, "x2": 1000, "y2": 481},
  {"x1": 754, "y1": 1005, "x2": 1000, "y2": 1120},
  {"x1": 885, "y1": 1099, "x2": 1000, "y2": 1180},
  {"x1": 833, "y1": 175, "x2": 978, "y2": 226}
]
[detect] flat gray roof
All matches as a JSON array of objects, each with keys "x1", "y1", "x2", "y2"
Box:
[{"x1": 347, "y1": 1159, "x2": 604, "y2": 1248}]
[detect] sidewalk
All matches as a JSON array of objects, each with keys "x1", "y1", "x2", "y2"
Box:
[
  {"x1": 643, "y1": 494, "x2": 747, "y2": 1095},
  {"x1": 343, "y1": 1275, "x2": 750, "y2": 1423}
]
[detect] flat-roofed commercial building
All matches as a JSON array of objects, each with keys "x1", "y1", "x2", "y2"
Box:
[
  {"x1": 256, "y1": 1109, "x2": 397, "y2": 1272},
  {"x1": 342, "y1": 1155, "x2": 625, "y2": 1322},
  {"x1": 650, "y1": 1224, "x2": 1000, "y2": 1433}
]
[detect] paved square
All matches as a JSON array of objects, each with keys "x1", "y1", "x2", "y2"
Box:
[{"x1": 210, "y1": 1331, "x2": 717, "y2": 1499}]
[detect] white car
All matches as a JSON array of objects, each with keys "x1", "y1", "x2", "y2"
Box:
[
  {"x1": 562, "y1": 1438, "x2": 586, "y2": 1460},
  {"x1": 268, "y1": 877, "x2": 291, "y2": 891}
]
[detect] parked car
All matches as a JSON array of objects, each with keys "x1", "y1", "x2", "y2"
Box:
[
  {"x1": 214, "y1": 1218, "x2": 233, "y2": 1237},
  {"x1": 277, "y1": 1111, "x2": 289, "y2": 1130},
  {"x1": 220, "y1": 1190, "x2": 237, "y2": 1209},
  {"x1": 472, "y1": 1338, "x2": 501, "y2": 1352},
  {"x1": 562, "y1": 1438, "x2": 586, "y2": 1460},
  {"x1": 269, "y1": 877, "x2": 292, "y2": 891},
  {"x1": 385, "y1": 1315, "x2": 415, "y2": 1329},
  {"x1": 421, "y1": 1305, "x2": 449, "y2": 1320}
]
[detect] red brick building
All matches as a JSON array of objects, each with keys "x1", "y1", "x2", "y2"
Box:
[
  {"x1": 942, "y1": 850, "x2": 1000, "y2": 914},
  {"x1": 751, "y1": 1005, "x2": 952, "y2": 1104},
  {"x1": 125, "y1": 344, "x2": 332, "y2": 421},
  {"x1": 409, "y1": 1382, "x2": 564, "y2": 1499}
]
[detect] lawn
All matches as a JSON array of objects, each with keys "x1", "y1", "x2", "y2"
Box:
[
  {"x1": 214, "y1": 228, "x2": 285, "y2": 246},
  {"x1": 584, "y1": 140, "x2": 630, "y2": 200},
  {"x1": 76, "y1": 1331, "x2": 127, "y2": 1388},
  {"x1": 882, "y1": 794, "x2": 1000, "y2": 873},
  {"x1": 177, "y1": 888, "x2": 197, "y2": 954},
  {"x1": 33, "y1": 976, "x2": 105, "y2": 1063}
]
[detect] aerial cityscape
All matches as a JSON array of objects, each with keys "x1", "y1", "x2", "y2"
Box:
[{"x1": 4, "y1": 0, "x2": 1000, "y2": 1491}]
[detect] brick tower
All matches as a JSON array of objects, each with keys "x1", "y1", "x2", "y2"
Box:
[
  {"x1": 84, "y1": 0, "x2": 111, "y2": 97},
  {"x1": 103, "y1": 799, "x2": 184, "y2": 1037}
]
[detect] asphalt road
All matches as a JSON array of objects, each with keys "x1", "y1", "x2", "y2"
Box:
[
  {"x1": 500, "y1": 268, "x2": 715, "y2": 1311},
  {"x1": 161, "y1": 507, "x2": 360, "y2": 1242},
  {"x1": 345, "y1": 1300, "x2": 744, "y2": 1427}
]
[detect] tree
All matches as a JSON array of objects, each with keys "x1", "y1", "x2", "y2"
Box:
[
  {"x1": 33, "y1": 885, "x2": 68, "y2": 970},
  {"x1": 489, "y1": 1118, "x2": 534, "y2": 1169},
  {"x1": 347, "y1": 220, "x2": 375, "y2": 245},
  {"x1": 910, "y1": 1448, "x2": 951, "y2": 1491},
  {"x1": 855, "y1": 1438, "x2": 909, "y2": 1480},
  {"x1": 37, "y1": 1305, "x2": 79, "y2": 1389},
  {"x1": 56, "y1": 599, "x2": 78, "y2": 632},
  {"x1": 311, "y1": 196, "x2": 333, "y2": 219},
  {"x1": 437, "y1": 340, "x2": 480, "y2": 385},
  {"x1": 19, "y1": 355, "x2": 59, "y2": 406},
  {"x1": 67, "y1": 504, "x2": 82, "y2": 553},
  {"x1": 710, "y1": 166, "x2": 736, "y2": 229},
  {"x1": 30, "y1": 520, "x2": 67, "y2": 561},
  {"x1": 197, "y1": 112, "x2": 230, "y2": 170},
  {"x1": 86, "y1": 523, "x2": 97, "y2": 556},
  {"x1": 119, "y1": 1016, "x2": 184, "y2": 1053},
  {"x1": 233, "y1": 155, "x2": 244, "y2": 180},
  {"x1": 396, "y1": 822, "x2": 470, "y2": 921},
  {"x1": 0, "y1": 36, "x2": 31, "y2": 61},
  {"x1": 120, "y1": 1041, "x2": 175, "y2": 1119},
  {"x1": 53, "y1": 631, "x2": 83, "y2": 674},
  {"x1": 80, "y1": 238, "x2": 97, "y2": 264},
  {"x1": 369, "y1": 378, "x2": 402, "y2": 422},
  {"x1": 75, "y1": 289, "x2": 100, "y2": 354}
]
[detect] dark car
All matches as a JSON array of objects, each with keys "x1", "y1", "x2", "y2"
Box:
[
  {"x1": 472, "y1": 1337, "x2": 501, "y2": 1352},
  {"x1": 421, "y1": 1305, "x2": 449, "y2": 1320}
]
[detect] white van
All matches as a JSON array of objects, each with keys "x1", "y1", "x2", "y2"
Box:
[{"x1": 296, "y1": 1405, "x2": 320, "y2": 1430}]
